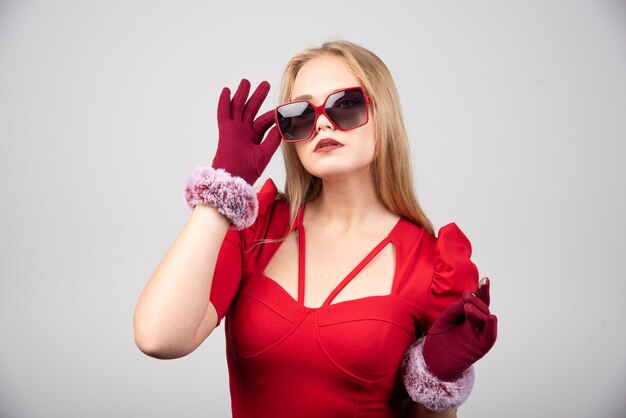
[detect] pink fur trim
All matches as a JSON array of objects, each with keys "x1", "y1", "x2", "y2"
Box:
[
  {"x1": 184, "y1": 167, "x2": 258, "y2": 230},
  {"x1": 401, "y1": 337, "x2": 475, "y2": 412}
]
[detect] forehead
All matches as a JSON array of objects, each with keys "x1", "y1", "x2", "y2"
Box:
[{"x1": 291, "y1": 55, "x2": 362, "y2": 102}]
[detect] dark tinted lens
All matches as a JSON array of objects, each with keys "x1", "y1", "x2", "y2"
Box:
[
  {"x1": 325, "y1": 88, "x2": 367, "y2": 129},
  {"x1": 277, "y1": 101, "x2": 315, "y2": 141}
]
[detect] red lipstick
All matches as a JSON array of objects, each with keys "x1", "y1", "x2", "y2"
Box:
[{"x1": 314, "y1": 138, "x2": 344, "y2": 152}]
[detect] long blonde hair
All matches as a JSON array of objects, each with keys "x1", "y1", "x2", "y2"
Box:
[{"x1": 274, "y1": 40, "x2": 434, "y2": 236}]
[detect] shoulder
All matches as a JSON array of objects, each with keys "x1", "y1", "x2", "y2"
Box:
[
  {"x1": 254, "y1": 178, "x2": 283, "y2": 212},
  {"x1": 395, "y1": 220, "x2": 477, "y2": 301},
  {"x1": 396, "y1": 220, "x2": 473, "y2": 258},
  {"x1": 420, "y1": 222, "x2": 479, "y2": 330},
  {"x1": 432, "y1": 222, "x2": 476, "y2": 281},
  {"x1": 254, "y1": 178, "x2": 290, "y2": 222},
  {"x1": 427, "y1": 222, "x2": 478, "y2": 310},
  {"x1": 247, "y1": 178, "x2": 291, "y2": 241}
]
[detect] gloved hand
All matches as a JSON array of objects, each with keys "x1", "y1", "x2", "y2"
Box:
[
  {"x1": 211, "y1": 79, "x2": 281, "y2": 186},
  {"x1": 422, "y1": 277, "x2": 498, "y2": 381}
]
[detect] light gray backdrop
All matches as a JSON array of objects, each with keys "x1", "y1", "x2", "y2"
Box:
[{"x1": 1, "y1": 0, "x2": 625, "y2": 417}]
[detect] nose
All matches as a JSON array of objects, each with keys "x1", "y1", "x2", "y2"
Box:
[{"x1": 315, "y1": 112, "x2": 334, "y2": 136}]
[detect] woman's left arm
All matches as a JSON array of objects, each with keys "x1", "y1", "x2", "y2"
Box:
[
  {"x1": 403, "y1": 401, "x2": 456, "y2": 418},
  {"x1": 402, "y1": 278, "x2": 497, "y2": 413}
]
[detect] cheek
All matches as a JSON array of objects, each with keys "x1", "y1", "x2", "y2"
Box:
[
  {"x1": 364, "y1": 141, "x2": 377, "y2": 165},
  {"x1": 294, "y1": 143, "x2": 310, "y2": 167},
  {"x1": 360, "y1": 126, "x2": 377, "y2": 161},
  {"x1": 294, "y1": 143, "x2": 305, "y2": 159}
]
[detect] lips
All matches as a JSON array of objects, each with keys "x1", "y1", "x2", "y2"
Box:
[{"x1": 314, "y1": 138, "x2": 344, "y2": 151}]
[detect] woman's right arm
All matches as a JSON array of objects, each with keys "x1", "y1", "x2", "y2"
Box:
[
  {"x1": 133, "y1": 205, "x2": 230, "y2": 359},
  {"x1": 134, "y1": 79, "x2": 281, "y2": 359}
]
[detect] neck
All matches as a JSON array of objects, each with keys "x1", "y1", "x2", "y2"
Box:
[{"x1": 306, "y1": 167, "x2": 390, "y2": 232}]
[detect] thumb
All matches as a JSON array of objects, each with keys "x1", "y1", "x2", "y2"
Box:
[
  {"x1": 475, "y1": 277, "x2": 491, "y2": 307},
  {"x1": 253, "y1": 109, "x2": 277, "y2": 137}
]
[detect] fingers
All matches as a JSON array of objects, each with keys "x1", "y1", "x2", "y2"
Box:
[
  {"x1": 217, "y1": 87, "x2": 232, "y2": 121},
  {"x1": 462, "y1": 290, "x2": 490, "y2": 316},
  {"x1": 464, "y1": 303, "x2": 489, "y2": 332},
  {"x1": 231, "y1": 79, "x2": 251, "y2": 120},
  {"x1": 475, "y1": 277, "x2": 490, "y2": 307},
  {"x1": 480, "y1": 314, "x2": 498, "y2": 349},
  {"x1": 243, "y1": 81, "x2": 271, "y2": 125},
  {"x1": 221, "y1": 79, "x2": 272, "y2": 125},
  {"x1": 465, "y1": 287, "x2": 497, "y2": 350}
]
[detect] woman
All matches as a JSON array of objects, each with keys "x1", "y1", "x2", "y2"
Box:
[{"x1": 134, "y1": 40, "x2": 497, "y2": 418}]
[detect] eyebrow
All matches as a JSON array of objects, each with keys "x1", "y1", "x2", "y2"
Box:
[
  {"x1": 291, "y1": 86, "x2": 359, "y2": 102},
  {"x1": 293, "y1": 94, "x2": 313, "y2": 101}
]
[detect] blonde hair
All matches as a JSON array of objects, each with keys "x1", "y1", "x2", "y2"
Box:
[{"x1": 274, "y1": 40, "x2": 434, "y2": 236}]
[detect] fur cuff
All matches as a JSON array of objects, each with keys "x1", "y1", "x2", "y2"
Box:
[
  {"x1": 401, "y1": 337, "x2": 475, "y2": 412},
  {"x1": 184, "y1": 167, "x2": 258, "y2": 230}
]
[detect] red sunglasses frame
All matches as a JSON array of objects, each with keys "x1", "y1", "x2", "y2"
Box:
[{"x1": 274, "y1": 86, "x2": 374, "y2": 142}]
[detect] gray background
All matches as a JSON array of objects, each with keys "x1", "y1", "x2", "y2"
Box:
[{"x1": 1, "y1": 0, "x2": 625, "y2": 417}]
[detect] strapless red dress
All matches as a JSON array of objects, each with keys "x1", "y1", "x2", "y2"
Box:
[{"x1": 210, "y1": 179, "x2": 478, "y2": 418}]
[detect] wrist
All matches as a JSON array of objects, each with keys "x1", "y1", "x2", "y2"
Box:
[
  {"x1": 402, "y1": 337, "x2": 474, "y2": 413},
  {"x1": 211, "y1": 155, "x2": 258, "y2": 187},
  {"x1": 185, "y1": 166, "x2": 258, "y2": 230},
  {"x1": 422, "y1": 335, "x2": 471, "y2": 382}
]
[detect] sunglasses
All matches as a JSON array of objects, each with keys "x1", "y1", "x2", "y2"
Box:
[{"x1": 275, "y1": 86, "x2": 373, "y2": 142}]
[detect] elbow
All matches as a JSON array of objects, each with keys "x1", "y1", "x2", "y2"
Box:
[
  {"x1": 134, "y1": 328, "x2": 191, "y2": 360},
  {"x1": 132, "y1": 303, "x2": 217, "y2": 359},
  {"x1": 133, "y1": 319, "x2": 193, "y2": 360},
  {"x1": 134, "y1": 333, "x2": 169, "y2": 360}
]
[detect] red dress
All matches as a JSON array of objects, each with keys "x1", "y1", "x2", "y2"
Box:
[{"x1": 210, "y1": 179, "x2": 478, "y2": 418}]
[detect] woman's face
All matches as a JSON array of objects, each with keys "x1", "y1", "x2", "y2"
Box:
[{"x1": 290, "y1": 54, "x2": 376, "y2": 182}]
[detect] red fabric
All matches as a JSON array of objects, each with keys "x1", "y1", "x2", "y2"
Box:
[{"x1": 209, "y1": 178, "x2": 478, "y2": 418}]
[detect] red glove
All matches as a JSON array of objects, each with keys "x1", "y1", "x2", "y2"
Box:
[
  {"x1": 211, "y1": 79, "x2": 281, "y2": 186},
  {"x1": 422, "y1": 277, "x2": 498, "y2": 381}
]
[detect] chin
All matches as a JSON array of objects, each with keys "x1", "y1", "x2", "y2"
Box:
[{"x1": 307, "y1": 165, "x2": 372, "y2": 182}]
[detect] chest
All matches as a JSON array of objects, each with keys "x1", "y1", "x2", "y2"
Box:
[
  {"x1": 263, "y1": 226, "x2": 397, "y2": 309},
  {"x1": 227, "y1": 216, "x2": 427, "y2": 389}
]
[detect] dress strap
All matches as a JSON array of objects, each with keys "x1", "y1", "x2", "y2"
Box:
[
  {"x1": 322, "y1": 237, "x2": 392, "y2": 307},
  {"x1": 296, "y1": 206, "x2": 306, "y2": 304}
]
